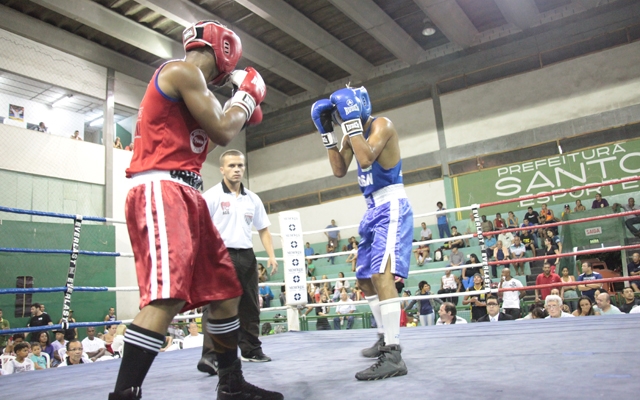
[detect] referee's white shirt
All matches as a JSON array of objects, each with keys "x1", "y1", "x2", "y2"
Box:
[{"x1": 202, "y1": 181, "x2": 270, "y2": 249}]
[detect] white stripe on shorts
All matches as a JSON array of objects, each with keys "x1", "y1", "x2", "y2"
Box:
[
  {"x1": 380, "y1": 198, "x2": 399, "y2": 274},
  {"x1": 145, "y1": 182, "x2": 158, "y2": 301},
  {"x1": 153, "y1": 181, "x2": 171, "y2": 298}
]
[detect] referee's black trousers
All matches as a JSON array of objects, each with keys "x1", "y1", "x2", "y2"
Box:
[{"x1": 202, "y1": 247, "x2": 263, "y2": 358}]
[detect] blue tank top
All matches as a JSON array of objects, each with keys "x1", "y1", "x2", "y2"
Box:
[{"x1": 356, "y1": 118, "x2": 404, "y2": 197}]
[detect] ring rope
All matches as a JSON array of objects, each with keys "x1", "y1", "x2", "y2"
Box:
[
  {"x1": 498, "y1": 276, "x2": 638, "y2": 293},
  {"x1": 0, "y1": 205, "x2": 126, "y2": 224},
  {"x1": 0, "y1": 286, "x2": 140, "y2": 294},
  {"x1": 488, "y1": 243, "x2": 640, "y2": 266},
  {"x1": 0, "y1": 248, "x2": 123, "y2": 256}
]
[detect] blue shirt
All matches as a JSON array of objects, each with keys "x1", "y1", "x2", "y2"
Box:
[
  {"x1": 436, "y1": 209, "x2": 447, "y2": 225},
  {"x1": 577, "y1": 272, "x2": 603, "y2": 300},
  {"x1": 304, "y1": 247, "x2": 314, "y2": 257},
  {"x1": 485, "y1": 236, "x2": 497, "y2": 248}
]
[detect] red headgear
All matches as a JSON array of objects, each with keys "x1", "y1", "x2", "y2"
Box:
[{"x1": 182, "y1": 20, "x2": 242, "y2": 86}]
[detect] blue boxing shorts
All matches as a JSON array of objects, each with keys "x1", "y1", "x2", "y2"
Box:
[{"x1": 356, "y1": 187, "x2": 414, "y2": 280}]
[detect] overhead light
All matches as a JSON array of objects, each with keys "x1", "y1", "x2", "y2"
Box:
[
  {"x1": 52, "y1": 94, "x2": 73, "y2": 108},
  {"x1": 422, "y1": 18, "x2": 436, "y2": 36},
  {"x1": 89, "y1": 116, "x2": 104, "y2": 127}
]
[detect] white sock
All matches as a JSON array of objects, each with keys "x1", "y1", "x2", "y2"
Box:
[
  {"x1": 366, "y1": 295, "x2": 384, "y2": 334},
  {"x1": 380, "y1": 302, "x2": 401, "y2": 345}
]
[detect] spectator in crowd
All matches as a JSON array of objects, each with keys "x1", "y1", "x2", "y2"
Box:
[
  {"x1": 50, "y1": 330, "x2": 66, "y2": 367},
  {"x1": 60, "y1": 309, "x2": 77, "y2": 341},
  {"x1": 304, "y1": 242, "x2": 315, "y2": 261},
  {"x1": 438, "y1": 268, "x2": 461, "y2": 305},
  {"x1": 258, "y1": 263, "x2": 269, "y2": 283},
  {"x1": 352, "y1": 282, "x2": 364, "y2": 301},
  {"x1": 484, "y1": 233, "x2": 497, "y2": 264},
  {"x1": 546, "y1": 229, "x2": 562, "y2": 253},
  {"x1": 493, "y1": 213, "x2": 506, "y2": 230},
  {"x1": 125, "y1": 142, "x2": 134, "y2": 151},
  {"x1": 510, "y1": 235, "x2": 527, "y2": 276},
  {"x1": 543, "y1": 237, "x2": 560, "y2": 274},
  {"x1": 259, "y1": 285, "x2": 274, "y2": 308},
  {"x1": 58, "y1": 339, "x2": 91, "y2": 367},
  {"x1": 3, "y1": 342, "x2": 34, "y2": 374},
  {"x1": 530, "y1": 308, "x2": 548, "y2": 319},
  {"x1": 449, "y1": 246, "x2": 464, "y2": 268},
  {"x1": 619, "y1": 287, "x2": 640, "y2": 313},
  {"x1": 540, "y1": 203, "x2": 555, "y2": 224},
  {"x1": 342, "y1": 236, "x2": 359, "y2": 252},
  {"x1": 518, "y1": 228, "x2": 537, "y2": 257},
  {"x1": 523, "y1": 207, "x2": 540, "y2": 231},
  {"x1": 591, "y1": 193, "x2": 609, "y2": 209},
  {"x1": 499, "y1": 267, "x2": 524, "y2": 320},
  {"x1": 480, "y1": 215, "x2": 493, "y2": 233},
  {"x1": 183, "y1": 322, "x2": 204, "y2": 349},
  {"x1": 519, "y1": 218, "x2": 538, "y2": 247},
  {"x1": 559, "y1": 267, "x2": 578, "y2": 312},
  {"x1": 574, "y1": 199, "x2": 586, "y2": 212},
  {"x1": 0, "y1": 308, "x2": 9, "y2": 349},
  {"x1": 3, "y1": 333, "x2": 25, "y2": 356},
  {"x1": 394, "y1": 276, "x2": 405, "y2": 294},
  {"x1": 545, "y1": 295, "x2": 574, "y2": 318},
  {"x1": 103, "y1": 325, "x2": 118, "y2": 355},
  {"x1": 35, "y1": 122, "x2": 48, "y2": 133},
  {"x1": 572, "y1": 296, "x2": 600, "y2": 317},
  {"x1": 307, "y1": 277, "x2": 318, "y2": 303},
  {"x1": 463, "y1": 274, "x2": 488, "y2": 322},
  {"x1": 333, "y1": 290, "x2": 356, "y2": 330},
  {"x1": 104, "y1": 307, "x2": 117, "y2": 323},
  {"x1": 477, "y1": 295, "x2": 513, "y2": 322},
  {"x1": 113, "y1": 137, "x2": 123, "y2": 149},
  {"x1": 27, "y1": 303, "x2": 52, "y2": 340},
  {"x1": 307, "y1": 259, "x2": 315, "y2": 278},
  {"x1": 81, "y1": 327, "x2": 108, "y2": 362},
  {"x1": 39, "y1": 304, "x2": 47, "y2": 315},
  {"x1": 491, "y1": 240, "x2": 510, "y2": 278},
  {"x1": 279, "y1": 285, "x2": 287, "y2": 307},
  {"x1": 506, "y1": 211, "x2": 519, "y2": 229},
  {"x1": 464, "y1": 212, "x2": 475, "y2": 247},
  {"x1": 111, "y1": 325, "x2": 126, "y2": 357},
  {"x1": 413, "y1": 240, "x2": 430, "y2": 266},
  {"x1": 36, "y1": 331, "x2": 54, "y2": 362},
  {"x1": 626, "y1": 252, "x2": 640, "y2": 292},
  {"x1": 448, "y1": 226, "x2": 465, "y2": 249},
  {"x1": 346, "y1": 242, "x2": 358, "y2": 272},
  {"x1": 325, "y1": 241, "x2": 336, "y2": 264},
  {"x1": 436, "y1": 302, "x2": 467, "y2": 325},
  {"x1": 561, "y1": 205, "x2": 571, "y2": 220},
  {"x1": 313, "y1": 294, "x2": 331, "y2": 330},
  {"x1": 420, "y1": 222, "x2": 433, "y2": 241},
  {"x1": 324, "y1": 219, "x2": 341, "y2": 256},
  {"x1": 616, "y1": 198, "x2": 640, "y2": 238},
  {"x1": 435, "y1": 201, "x2": 451, "y2": 238},
  {"x1": 497, "y1": 229, "x2": 514, "y2": 250},
  {"x1": 577, "y1": 261, "x2": 603, "y2": 302},
  {"x1": 29, "y1": 342, "x2": 48, "y2": 370},
  {"x1": 535, "y1": 262, "x2": 561, "y2": 301},
  {"x1": 71, "y1": 130, "x2": 82, "y2": 140},
  {"x1": 593, "y1": 292, "x2": 622, "y2": 315},
  {"x1": 461, "y1": 253, "x2": 482, "y2": 290},
  {"x1": 332, "y1": 271, "x2": 351, "y2": 300},
  {"x1": 405, "y1": 281, "x2": 439, "y2": 326},
  {"x1": 519, "y1": 301, "x2": 545, "y2": 320},
  {"x1": 320, "y1": 275, "x2": 332, "y2": 300}
]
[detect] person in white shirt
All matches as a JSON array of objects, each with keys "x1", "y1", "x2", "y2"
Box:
[
  {"x1": 3, "y1": 342, "x2": 34, "y2": 374},
  {"x1": 498, "y1": 268, "x2": 524, "y2": 319},
  {"x1": 497, "y1": 231, "x2": 514, "y2": 251},
  {"x1": 81, "y1": 327, "x2": 110, "y2": 362},
  {"x1": 333, "y1": 291, "x2": 356, "y2": 330},
  {"x1": 545, "y1": 295, "x2": 575, "y2": 318},
  {"x1": 183, "y1": 322, "x2": 204, "y2": 349},
  {"x1": 436, "y1": 302, "x2": 467, "y2": 325},
  {"x1": 593, "y1": 292, "x2": 622, "y2": 315},
  {"x1": 509, "y1": 236, "x2": 527, "y2": 276},
  {"x1": 420, "y1": 222, "x2": 432, "y2": 241},
  {"x1": 58, "y1": 339, "x2": 92, "y2": 367}
]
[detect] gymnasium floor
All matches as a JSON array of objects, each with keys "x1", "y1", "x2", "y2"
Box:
[{"x1": 3, "y1": 314, "x2": 639, "y2": 399}]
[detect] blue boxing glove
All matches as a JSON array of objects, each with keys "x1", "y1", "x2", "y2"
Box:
[
  {"x1": 330, "y1": 88, "x2": 363, "y2": 137},
  {"x1": 311, "y1": 99, "x2": 337, "y2": 149}
]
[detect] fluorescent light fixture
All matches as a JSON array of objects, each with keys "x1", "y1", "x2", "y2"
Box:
[
  {"x1": 52, "y1": 94, "x2": 73, "y2": 108},
  {"x1": 89, "y1": 117, "x2": 104, "y2": 127},
  {"x1": 422, "y1": 25, "x2": 436, "y2": 36}
]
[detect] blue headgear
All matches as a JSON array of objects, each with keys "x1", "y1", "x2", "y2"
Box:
[{"x1": 354, "y1": 86, "x2": 372, "y2": 122}]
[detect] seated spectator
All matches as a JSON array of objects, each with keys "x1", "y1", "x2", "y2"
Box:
[
  {"x1": 71, "y1": 130, "x2": 82, "y2": 140},
  {"x1": 492, "y1": 240, "x2": 510, "y2": 278},
  {"x1": 577, "y1": 261, "x2": 603, "y2": 302},
  {"x1": 304, "y1": 242, "x2": 315, "y2": 262},
  {"x1": 258, "y1": 263, "x2": 269, "y2": 283},
  {"x1": 626, "y1": 252, "x2": 640, "y2": 292},
  {"x1": 523, "y1": 207, "x2": 540, "y2": 230},
  {"x1": 449, "y1": 246, "x2": 464, "y2": 267},
  {"x1": 438, "y1": 268, "x2": 461, "y2": 305},
  {"x1": 572, "y1": 296, "x2": 600, "y2": 317},
  {"x1": 436, "y1": 302, "x2": 467, "y2": 325},
  {"x1": 619, "y1": 287, "x2": 640, "y2": 313},
  {"x1": 461, "y1": 253, "x2": 482, "y2": 290},
  {"x1": 35, "y1": 122, "x2": 48, "y2": 133},
  {"x1": 50, "y1": 330, "x2": 66, "y2": 367},
  {"x1": 345, "y1": 243, "x2": 358, "y2": 272},
  {"x1": 542, "y1": 237, "x2": 560, "y2": 274},
  {"x1": 29, "y1": 342, "x2": 47, "y2": 370},
  {"x1": 60, "y1": 309, "x2": 77, "y2": 341},
  {"x1": 493, "y1": 213, "x2": 506, "y2": 230},
  {"x1": 480, "y1": 215, "x2": 493, "y2": 233},
  {"x1": 499, "y1": 267, "x2": 524, "y2": 320},
  {"x1": 484, "y1": 234, "x2": 497, "y2": 263},
  {"x1": 593, "y1": 292, "x2": 622, "y2": 315},
  {"x1": 615, "y1": 198, "x2": 640, "y2": 238},
  {"x1": 519, "y1": 301, "x2": 547, "y2": 319},
  {"x1": 546, "y1": 229, "x2": 562, "y2": 253},
  {"x1": 497, "y1": 230, "x2": 514, "y2": 250},
  {"x1": 259, "y1": 285, "x2": 274, "y2": 308},
  {"x1": 477, "y1": 295, "x2": 513, "y2": 322},
  {"x1": 307, "y1": 258, "x2": 315, "y2": 278},
  {"x1": 462, "y1": 274, "x2": 488, "y2": 322},
  {"x1": 333, "y1": 290, "x2": 355, "y2": 330},
  {"x1": 574, "y1": 199, "x2": 586, "y2": 212},
  {"x1": 320, "y1": 275, "x2": 332, "y2": 300},
  {"x1": 58, "y1": 339, "x2": 92, "y2": 366},
  {"x1": 333, "y1": 272, "x2": 350, "y2": 301},
  {"x1": 36, "y1": 331, "x2": 54, "y2": 362},
  {"x1": 448, "y1": 226, "x2": 465, "y2": 249},
  {"x1": 591, "y1": 193, "x2": 609, "y2": 209},
  {"x1": 561, "y1": 205, "x2": 571, "y2": 220},
  {"x1": 103, "y1": 324, "x2": 118, "y2": 355},
  {"x1": 342, "y1": 236, "x2": 359, "y2": 252},
  {"x1": 535, "y1": 262, "x2": 561, "y2": 301},
  {"x1": 540, "y1": 203, "x2": 555, "y2": 224},
  {"x1": 394, "y1": 276, "x2": 405, "y2": 294},
  {"x1": 325, "y1": 241, "x2": 336, "y2": 265},
  {"x1": 81, "y1": 327, "x2": 109, "y2": 362},
  {"x1": 183, "y1": 322, "x2": 204, "y2": 349},
  {"x1": 413, "y1": 240, "x2": 430, "y2": 266},
  {"x1": 519, "y1": 218, "x2": 538, "y2": 246},
  {"x1": 111, "y1": 325, "x2": 126, "y2": 356},
  {"x1": 509, "y1": 236, "x2": 527, "y2": 276},
  {"x1": 506, "y1": 211, "x2": 519, "y2": 229},
  {"x1": 530, "y1": 308, "x2": 548, "y2": 319},
  {"x1": 544, "y1": 295, "x2": 574, "y2": 318},
  {"x1": 114, "y1": 137, "x2": 123, "y2": 149},
  {"x1": 104, "y1": 307, "x2": 117, "y2": 323},
  {"x1": 313, "y1": 294, "x2": 331, "y2": 330},
  {"x1": 559, "y1": 267, "x2": 578, "y2": 312},
  {"x1": 405, "y1": 281, "x2": 440, "y2": 326},
  {"x1": 352, "y1": 283, "x2": 363, "y2": 301},
  {"x1": 3, "y1": 342, "x2": 34, "y2": 374},
  {"x1": 3, "y1": 333, "x2": 25, "y2": 356},
  {"x1": 420, "y1": 222, "x2": 432, "y2": 241}
]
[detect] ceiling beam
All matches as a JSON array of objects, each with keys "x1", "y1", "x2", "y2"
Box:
[
  {"x1": 31, "y1": 0, "x2": 182, "y2": 59},
  {"x1": 0, "y1": 3, "x2": 155, "y2": 83},
  {"x1": 327, "y1": 0, "x2": 423, "y2": 65},
  {"x1": 494, "y1": 0, "x2": 540, "y2": 30},
  {"x1": 413, "y1": 0, "x2": 479, "y2": 48},
  {"x1": 235, "y1": 0, "x2": 374, "y2": 80},
  {"x1": 137, "y1": 0, "x2": 329, "y2": 95}
]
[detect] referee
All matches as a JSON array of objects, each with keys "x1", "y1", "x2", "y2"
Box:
[{"x1": 197, "y1": 149, "x2": 278, "y2": 374}]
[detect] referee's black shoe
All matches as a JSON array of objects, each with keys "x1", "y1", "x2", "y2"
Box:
[{"x1": 197, "y1": 353, "x2": 218, "y2": 375}]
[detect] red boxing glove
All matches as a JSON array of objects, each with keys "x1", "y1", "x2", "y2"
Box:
[
  {"x1": 229, "y1": 67, "x2": 267, "y2": 120},
  {"x1": 246, "y1": 105, "x2": 263, "y2": 126}
]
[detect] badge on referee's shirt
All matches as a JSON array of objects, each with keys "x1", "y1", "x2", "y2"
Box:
[
  {"x1": 245, "y1": 213, "x2": 253, "y2": 225},
  {"x1": 221, "y1": 201, "x2": 230, "y2": 215}
]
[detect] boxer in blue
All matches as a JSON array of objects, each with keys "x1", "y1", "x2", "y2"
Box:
[{"x1": 311, "y1": 86, "x2": 414, "y2": 380}]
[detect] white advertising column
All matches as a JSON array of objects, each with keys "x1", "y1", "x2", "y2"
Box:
[{"x1": 278, "y1": 211, "x2": 307, "y2": 331}]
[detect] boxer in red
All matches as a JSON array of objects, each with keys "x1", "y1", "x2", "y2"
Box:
[{"x1": 109, "y1": 20, "x2": 281, "y2": 400}]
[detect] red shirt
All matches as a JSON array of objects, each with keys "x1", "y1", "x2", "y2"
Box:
[
  {"x1": 536, "y1": 273, "x2": 561, "y2": 299},
  {"x1": 126, "y1": 61, "x2": 208, "y2": 177}
]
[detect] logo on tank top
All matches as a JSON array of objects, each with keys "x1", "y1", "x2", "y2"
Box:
[
  {"x1": 190, "y1": 129, "x2": 207, "y2": 153},
  {"x1": 358, "y1": 172, "x2": 373, "y2": 187}
]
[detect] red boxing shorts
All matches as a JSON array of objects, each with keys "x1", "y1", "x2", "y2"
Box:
[{"x1": 125, "y1": 178, "x2": 242, "y2": 312}]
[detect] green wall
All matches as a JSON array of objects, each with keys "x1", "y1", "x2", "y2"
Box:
[
  {"x1": 0, "y1": 220, "x2": 116, "y2": 338},
  {"x1": 116, "y1": 123, "x2": 132, "y2": 148}
]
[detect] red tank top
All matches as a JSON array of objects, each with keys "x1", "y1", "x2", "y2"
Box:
[{"x1": 126, "y1": 62, "x2": 209, "y2": 177}]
